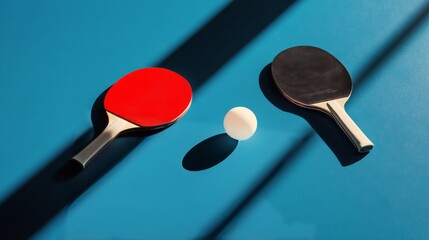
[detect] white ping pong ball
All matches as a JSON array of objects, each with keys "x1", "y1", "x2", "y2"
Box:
[{"x1": 224, "y1": 106, "x2": 257, "y2": 140}]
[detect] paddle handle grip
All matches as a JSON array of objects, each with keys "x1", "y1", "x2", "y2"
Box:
[
  {"x1": 72, "y1": 115, "x2": 130, "y2": 168},
  {"x1": 327, "y1": 101, "x2": 374, "y2": 152}
]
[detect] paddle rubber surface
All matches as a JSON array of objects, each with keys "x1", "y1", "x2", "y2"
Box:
[
  {"x1": 272, "y1": 46, "x2": 352, "y2": 105},
  {"x1": 105, "y1": 67, "x2": 192, "y2": 127}
]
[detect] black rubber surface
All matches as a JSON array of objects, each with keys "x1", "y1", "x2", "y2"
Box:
[{"x1": 272, "y1": 46, "x2": 352, "y2": 105}]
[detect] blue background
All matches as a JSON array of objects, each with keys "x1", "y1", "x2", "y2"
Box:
[{"x1": 1, "y1": 0, "x2": 429, "y2": 239}]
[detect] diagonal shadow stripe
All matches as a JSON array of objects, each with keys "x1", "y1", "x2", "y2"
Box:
[
  {"x1": 159, "y1": 0, "x2": 297, "y2": 88},
  {"x1": 354, "y1": 0, "x2": 429, "y2": 91},
  {"x1": 202, "y1": 132, "x2": 314, "y2": 239},
  {"x1": 0, "y1": 0, "x2": 298, "y2": 239},
  {"x1": 204, "y1": 2, "x2": 429, "y2": 239}
]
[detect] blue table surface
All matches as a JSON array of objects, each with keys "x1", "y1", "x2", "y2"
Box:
[{"x1": 1, "y1": 0, "x2": 429, "y2": 239}]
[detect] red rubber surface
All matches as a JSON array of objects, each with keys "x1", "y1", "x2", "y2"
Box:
[{"x1": 105, "y1": 67, "x2": 192, "y2": 127}]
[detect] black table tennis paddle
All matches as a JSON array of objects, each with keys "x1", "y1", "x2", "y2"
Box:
[{"x1": 272, "y1": 46, "x2": 373, "y2": 152}]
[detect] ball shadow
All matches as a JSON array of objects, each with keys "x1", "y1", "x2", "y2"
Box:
[
  {"x1": 259, "y1": 63, "x2": 368, "y2": 166},
  {"x1": 183, "y1": 134, "x2": 238, "y2": 171}
]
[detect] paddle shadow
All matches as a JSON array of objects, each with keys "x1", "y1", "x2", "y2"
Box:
[
  {"x1": 183, "y1": 134, "x2": 238, "y2": 171},
  {"x1": 259, "y1": 64, "x2": 368, "y2": 166}
]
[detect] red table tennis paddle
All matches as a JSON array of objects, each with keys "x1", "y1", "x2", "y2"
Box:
[
  {"x1": 72, "y1": 67, "x2": 192, "y2": 168},
  {"x1": 272, "y1": 46, "x2": 373, "y2": 152}
]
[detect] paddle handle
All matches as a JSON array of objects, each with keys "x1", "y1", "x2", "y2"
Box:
[
  {"x1": 72, "y1": 113, "x2": 135, "y2": 168},
  {"x1": 327, "y1": 101, "x2": 374, "y2": 152}
]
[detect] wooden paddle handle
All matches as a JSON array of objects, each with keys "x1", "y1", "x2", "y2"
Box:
[
  {"x1": 72, "y1": 113, "x2": 133, "y2": 168},
  {"x1": 327, "y1": 101, "x2": 374, "y2": 152}
]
